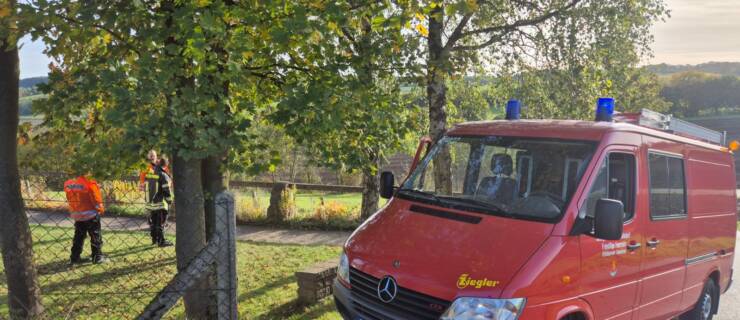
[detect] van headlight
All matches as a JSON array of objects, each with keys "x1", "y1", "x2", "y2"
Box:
[
  {"x1": 337, "y1": 252, "x2": 350, "y2": 285},
  {"x1": 440, "y1": 297, "x2": 526, "y2": 320}
]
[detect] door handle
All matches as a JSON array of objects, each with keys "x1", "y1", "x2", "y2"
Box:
[
  {"x1": 627, "y1": 241, "x2": 641, "y2": 251},
  {"x1": 646, "y1": 238, "x2": 661, "y2": 248}
]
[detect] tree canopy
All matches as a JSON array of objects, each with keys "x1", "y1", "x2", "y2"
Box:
[{"x1": 662, "y1": 72, "x2": 740, "y2": 118}]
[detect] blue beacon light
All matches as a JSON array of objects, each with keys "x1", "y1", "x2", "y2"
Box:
[
  {"x1": 505, "y1": 99, "x2": 521, "y2": 120},
  {"x1": 595, "y1": 97, "x2": 615, "y2": 122}
]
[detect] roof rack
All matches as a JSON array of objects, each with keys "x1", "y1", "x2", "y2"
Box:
[{"x1": 613, "y1": 109, "x2": 727, "y2": 145}]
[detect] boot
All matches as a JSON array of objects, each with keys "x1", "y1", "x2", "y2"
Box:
[
  {"x1": 158, "y1": 239, "x2": 173, "y2": 247},
  {"x1": 93, "y1": 255, "x2": 109, "y2": 264}
]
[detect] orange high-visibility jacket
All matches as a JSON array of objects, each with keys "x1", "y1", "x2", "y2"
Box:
[
  {"x1": 139, "y1": 163, "x2": 169, "y2": 186},
  {"x1": 64, "y1": 176, "x2": 105, "y2": 221},
  {"x1": 139, "y1": 163, "x2": 155, "y2": 186}
]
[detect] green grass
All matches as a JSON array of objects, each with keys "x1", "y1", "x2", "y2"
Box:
[
  {"x1": 239, "y1": 189, "x2": 364, "y2": 213},
  {"x1": 0, "y1": 225, "x2": 342, "y2": 319}
]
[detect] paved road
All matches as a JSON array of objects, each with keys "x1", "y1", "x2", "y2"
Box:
[
  {"x1": 27, "y1": 210, "x2": 351, "y2": 246},
  {"x1": 716, "y1": 232, "x2": 740, "y2": 319}
]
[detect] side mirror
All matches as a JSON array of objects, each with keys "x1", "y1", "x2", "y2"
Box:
[
  {"x1": 380, "y1": 171, "x2": 395, "y2": 199},
  {"x1": 594, "y1": 198, "x2": 624, "y2": 240}
]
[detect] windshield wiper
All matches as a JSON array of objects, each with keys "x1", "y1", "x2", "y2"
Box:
[
  {"x1": 396, "y1": 189, "x2": 443, "y2": 205},
  {"x1": 435, "y1": 196, "x2": 511, "y2": 216},
  {"x1": 397, "y1": 190, "x2": 512, "y2": 217}
]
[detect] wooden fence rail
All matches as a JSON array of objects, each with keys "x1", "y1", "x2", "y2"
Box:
[
  {"x1": 20, "y1": 171, "x2": 364, "y2": 193},
  {"x1": 228, "y1": 180, "x2": 363, "y2": 193}
]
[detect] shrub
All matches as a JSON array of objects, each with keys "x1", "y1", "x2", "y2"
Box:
[
  {"x1": 236, "y1": 194, "x2": 266, "y2": 223},
  {"x1": 101, "y1": 180, "x2": 141, "y2": 204},
  {"x1": 312, "y1": 201, "x2": 352, "y2": 221}
]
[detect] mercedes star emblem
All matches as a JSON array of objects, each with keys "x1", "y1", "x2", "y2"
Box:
[{"x1": 377, "y1": 276, "x2": 398, "y2": 303}]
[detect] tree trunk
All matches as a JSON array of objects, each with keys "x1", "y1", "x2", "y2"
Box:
[
  {"x1": 266, "y1": 182, "x2": 296, "y2": 221},
  {"x1": 172, "y1": 155, "x2": 209, "y2": 319},
  {"x1": 202, "y1": 154, "x2": 227, "y2": 242},
  {"x1": 201, "y1": 5, "x2": 232, "y2": 242},
  {"x1": 200, "y1": 155, "x2": 227, "y2": 319},
  {"x1": 360, "y1": 157, "x2": 380, "y2": 220},
  {"x1": 0, "y1": 10, "x2": 45, "y2": 316},
  {"x1": 289, "y1": 147, "x2": 298, "y2": 181},
  {"x1": 427, "y1": 5, "x2": 452, "y2": 195}
]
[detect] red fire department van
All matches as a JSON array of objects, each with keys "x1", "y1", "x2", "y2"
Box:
[{"x1": 333, "y1": 99, "x2": 739, "y2": 320}]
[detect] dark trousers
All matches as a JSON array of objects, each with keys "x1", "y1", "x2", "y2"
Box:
[
  {"x1": 71, "y1": 215, "x2": 103, "y2": 260},
  {"x1": 149, "y1": 209, "x2": 168, "y2": 244}
]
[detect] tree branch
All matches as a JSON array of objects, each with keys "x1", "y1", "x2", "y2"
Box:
[
  {"x1": 442, "y1": 12, "x2": 474, "y2": 53},
  {"x1": 54, "y1": 14, "x2": 143, "y2": 56},
  {"x1": 349, "y1": 0, "x2": 383, "y2": 11},
  {"x1": 452, "y1": 0, "x2": 580, "y2": 51}
]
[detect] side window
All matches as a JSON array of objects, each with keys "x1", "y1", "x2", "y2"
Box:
[
  {"x1": 648, "y1": 153, "x2": 686, "y2": 218},
  {"x1": 580, "y1": 152, "x2": 636, "y2": 221}
]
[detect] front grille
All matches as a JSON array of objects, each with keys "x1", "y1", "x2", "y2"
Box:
[{"x1": 349, "y1": 267, "x2": 451, "y2": 320}]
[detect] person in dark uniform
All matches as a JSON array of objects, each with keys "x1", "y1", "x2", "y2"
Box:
[{"x1": 146, "y1": 157, "x2": 173, "y2": 247}]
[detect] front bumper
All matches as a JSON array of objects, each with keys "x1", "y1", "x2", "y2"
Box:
[
  {"x1": 333, "y1": 277, "x2": 452, "y2": 320},
  {"x1": 333, "y1": 278, "x2": 410, "y2": 320},
  {"x1": 333, "y1": 278, "x2": 359, "y2": 320}
]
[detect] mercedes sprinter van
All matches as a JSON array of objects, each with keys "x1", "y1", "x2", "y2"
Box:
[{"x1": 333, "y1": 100, "x2": 738, "y2": 320}]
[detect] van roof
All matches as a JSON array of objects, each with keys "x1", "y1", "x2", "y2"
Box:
[{"x1": 448, "y1": 120, "x2": 727, "y2": 152}]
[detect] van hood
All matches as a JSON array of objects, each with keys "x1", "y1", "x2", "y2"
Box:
[{"x1": 345, "y1": 198, "x2": 554, "y2": 302}]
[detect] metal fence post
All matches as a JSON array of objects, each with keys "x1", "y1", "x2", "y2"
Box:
[{"x1": 215, "y1": 191, "x2": 238, "y2": 320}]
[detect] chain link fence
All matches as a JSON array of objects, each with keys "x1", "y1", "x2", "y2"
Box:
[
  {"x1": 1, "y1": 172, "x2": 236, "y2": 319},
  {"x1": 2, "y1": 172, "x2": 351, "y2": 319}
]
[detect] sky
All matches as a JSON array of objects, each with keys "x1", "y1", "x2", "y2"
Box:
[
  {"x1": 648, "y1": 0, "x2": 740, "y2": 65},
  {"x1": 17, "y1": 0, "x2": 740, "y2": 78}
]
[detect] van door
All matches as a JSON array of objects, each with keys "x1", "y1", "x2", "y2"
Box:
[
  {"x1": 578, "y1": 149, "x2": 642, "y2": 320},
  {"x1": 635, "y1": 150, "x2": 689, "y2": 320}
]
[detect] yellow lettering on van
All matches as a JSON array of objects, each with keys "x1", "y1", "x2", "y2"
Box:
[{"x1": 456, "y1": 274, "x2": 500, "y2": 289}]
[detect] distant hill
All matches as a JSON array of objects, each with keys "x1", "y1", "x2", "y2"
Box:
[
  {"x1": 19, "y1": 76, "x2": 48, "y2": 98},
  {"x1": 19, "y1": 76, "x2": 48, "y2": 88},
  {"x1": 19, "y1": 94, "x2": 46, "y2": 116},
  {"x1": 647, "y1": 62, "x2": 740, "y2": 77}
]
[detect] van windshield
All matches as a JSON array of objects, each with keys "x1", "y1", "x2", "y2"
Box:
[{"x1": 398, "y1": 136, "x2": 596, "y2": 223}]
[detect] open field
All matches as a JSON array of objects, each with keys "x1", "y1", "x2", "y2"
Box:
[
  {"x1": 233, "y1": 190, "x2": 383, "y2": 230},
  {"x1": 19, "y1": 115, "x2": 44, "y2": 126},
  {"x1": 23, "y1": 183, "x2": 379, "y2": 230},
  {"x1": 240, "y1": 189, "x2": 364, "y2": 213},
  {"x1": 0, "y1": 225, "x2": 342, "y2": 319}
]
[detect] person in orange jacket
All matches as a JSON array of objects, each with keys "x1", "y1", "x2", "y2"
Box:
[
  {"x1": 64, "y1": 174, "x2": 108, "y2": 265},
  {"x1": 139, "y1": 150, "x2": 160, "y2": 191},
  {"x1": 139, "y1": 150, "x2": 170, "y2": 191}
]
